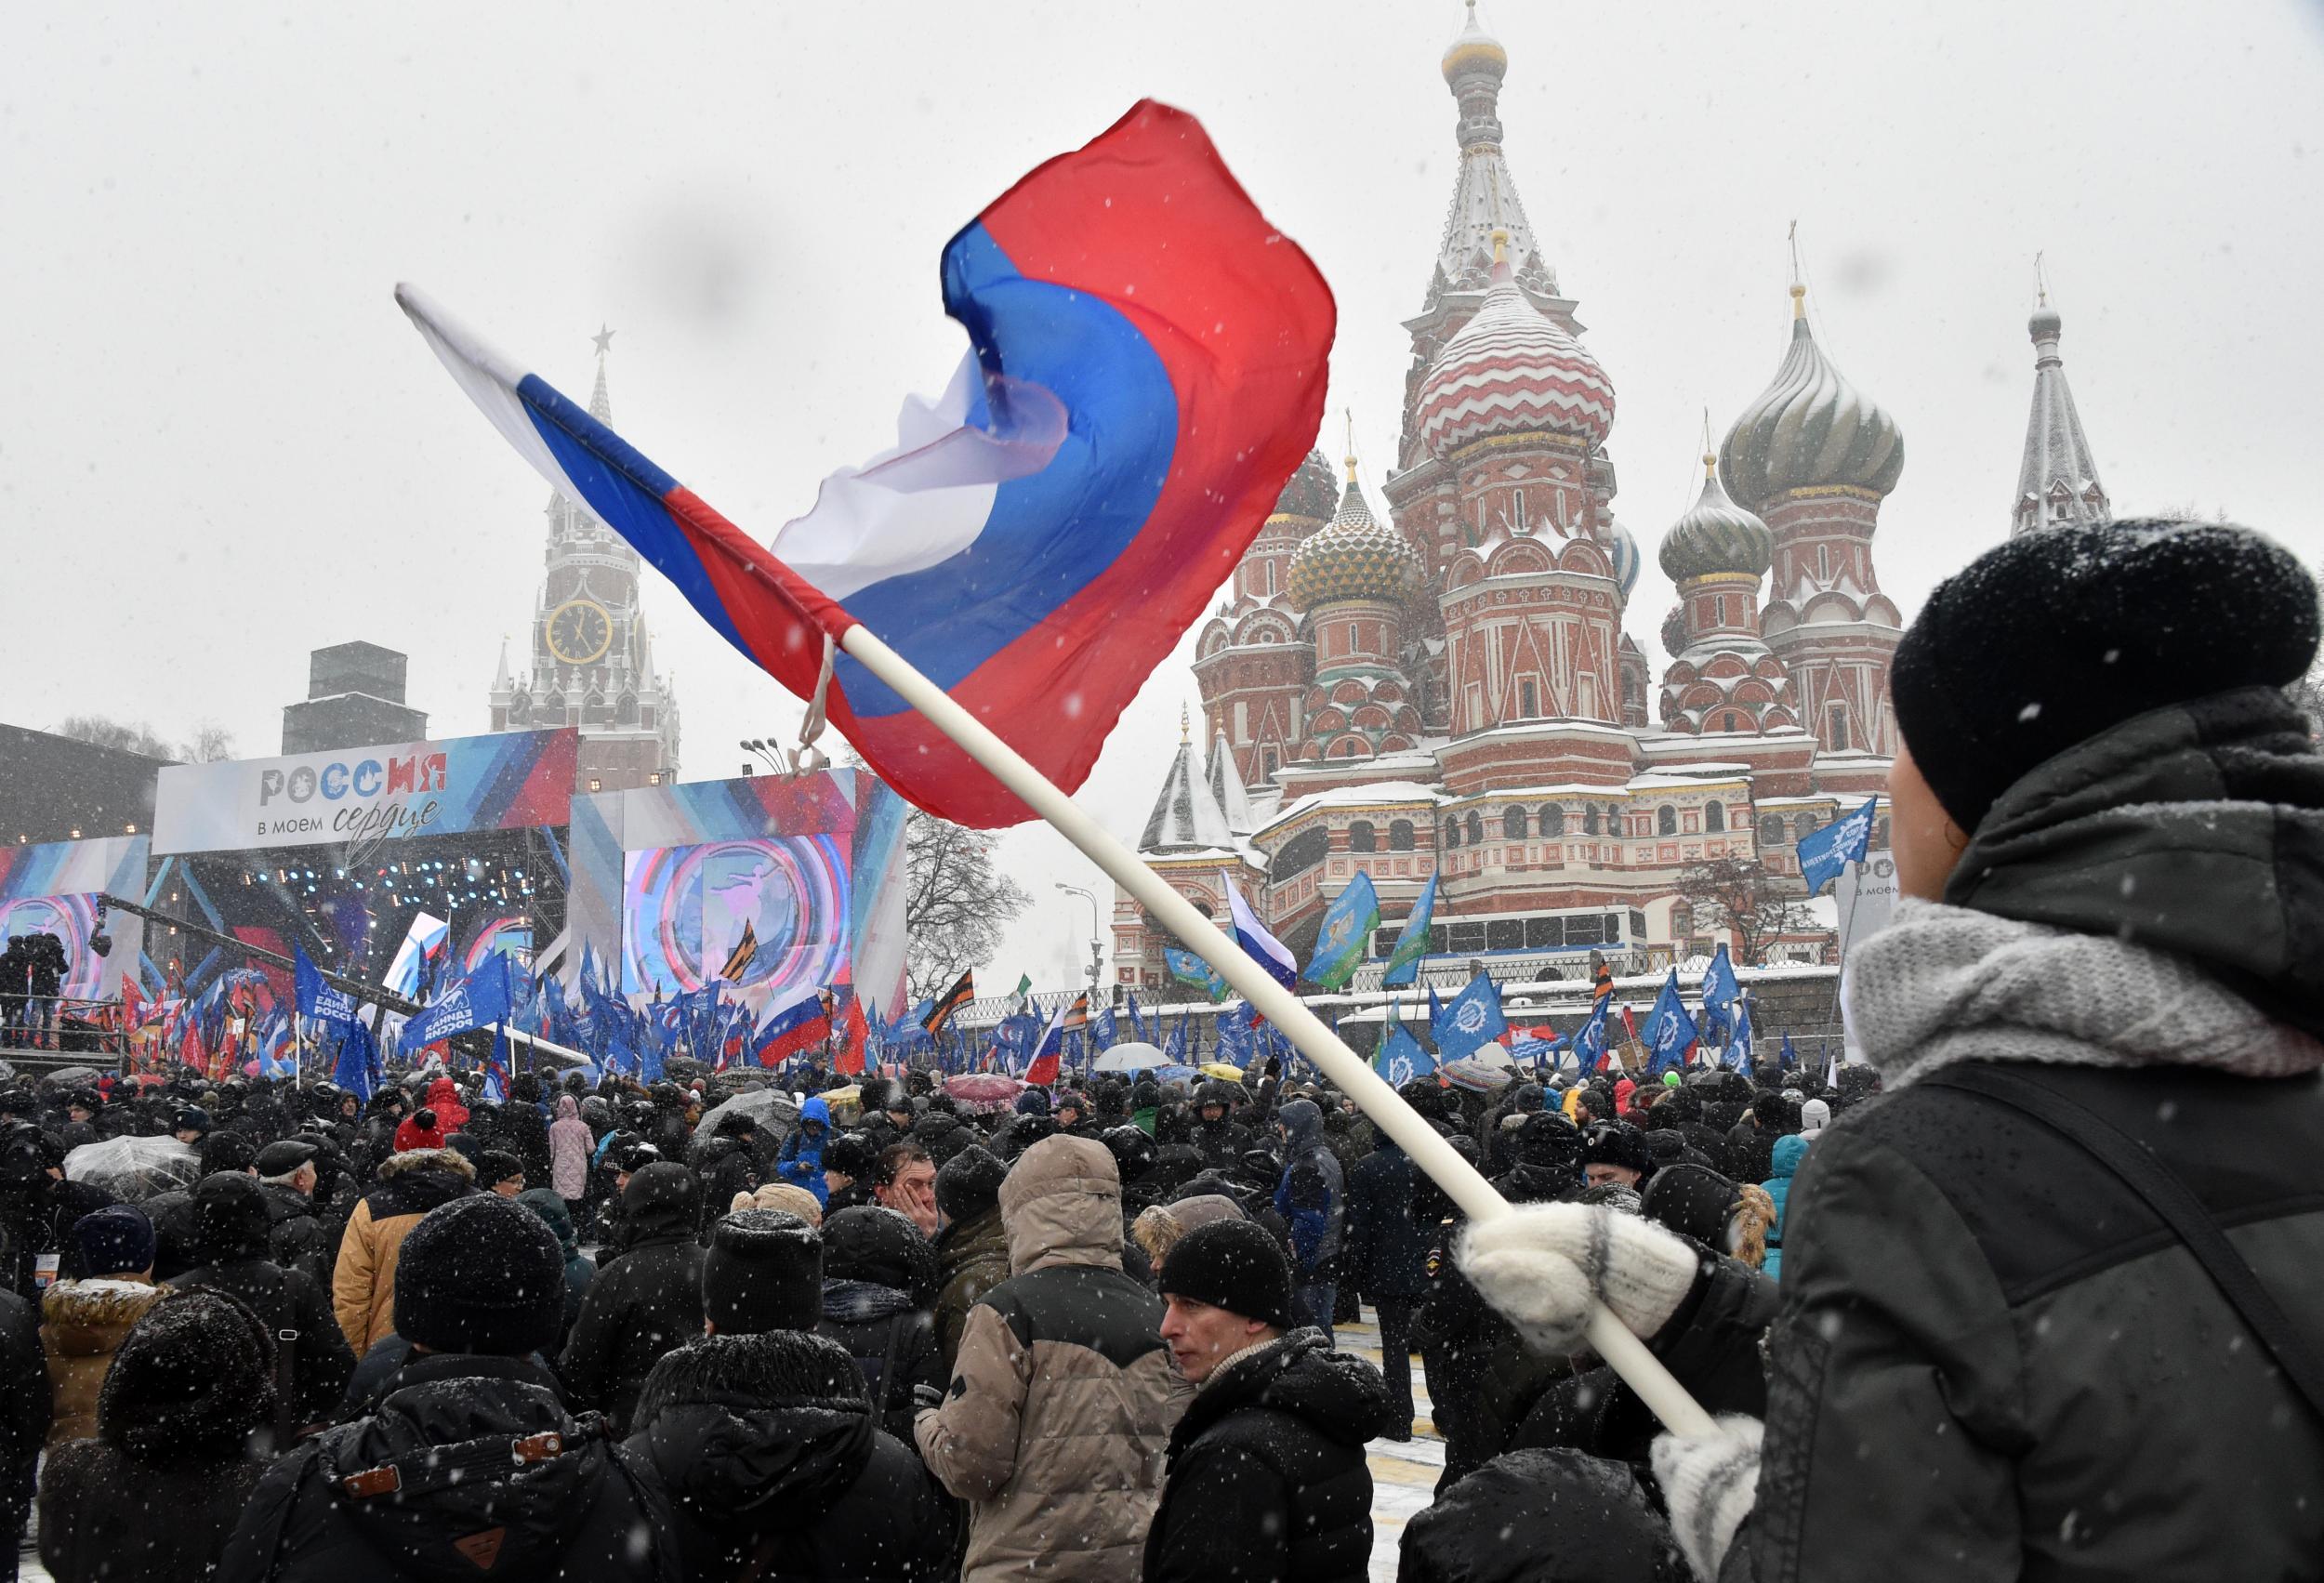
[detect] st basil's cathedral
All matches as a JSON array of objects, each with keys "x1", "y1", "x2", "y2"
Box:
[{"x1": 1113, "y1": 3, "x2": 2110, "y2": 992}]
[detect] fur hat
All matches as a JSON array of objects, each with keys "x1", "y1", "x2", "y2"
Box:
[
  {"x1": 731, "y1": 1182, "x2": 824, "y2": 1225},
  {"x1": 1013, "y1": 1086, "x2": 1052, "y2": 1117},
  {"x1": 1157, "y1": 1218, "x2": 1291, "y2": 1330},
  {"x1": 934, "y1": 1144, "x2": 1009, "y2": 1224},
  {"x1": 701, "y1": 1209, "x2": 822, "y2": 1336},
  {"x1": 392, "y1": 1194, "x2": 565, "y2": 1356}
]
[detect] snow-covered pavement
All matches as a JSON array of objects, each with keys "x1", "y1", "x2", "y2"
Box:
[{"x1": 1338, "y1": 1309, "x2": 1444, "y2": 1583}]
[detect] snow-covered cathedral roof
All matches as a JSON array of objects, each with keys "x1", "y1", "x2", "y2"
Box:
[
  {"x1": 1139, "y1": 723, "x2": 1236, "y2": 854},
  {"x1": 2013, "y1": 297, "x2": 2109, "y2": 537}
]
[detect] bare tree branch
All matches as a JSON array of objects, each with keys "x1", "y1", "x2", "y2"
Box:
[{"x1": 1673, "y1": 857, "x2": 1817, "y2": 967}]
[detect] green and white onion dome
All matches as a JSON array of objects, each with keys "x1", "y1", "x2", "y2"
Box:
[
  {"x1": 1719, "y1": 284, "x2": 1904, "y2": 512},
  {"x1": 1658, "y1": 455, "x2": 1773, "y2": 583}
]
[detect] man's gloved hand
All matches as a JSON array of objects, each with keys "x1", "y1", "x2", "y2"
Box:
[
  {"x1": 1652, "y1": 1416, "x2": 1765, "y2": 1582},
  {"x1": 1455, "y1": 1201, "x2": 1703, "y2": 1353}
]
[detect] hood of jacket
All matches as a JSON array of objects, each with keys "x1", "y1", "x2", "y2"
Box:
[
  {"x1": 1172, "y1": 1327, "x2": 1392, "y2": 1458},
  {"x1": 553, "y1": 1095, "x2": 580, "y2": 1123},
  {"x1": 320, "y1": 1352, "x2": 613, "y2": 1581},
  {"x1": 422, "y1": 1076, "x2": 470, "y2": 1127},
  {"x1": 1766, "y1": 1135, "x2": 1808, "y2": 1180},
  {"x1": 799, "y1": 1096, "x2": 832, "y2": 1129},
  {"x1": 627, "y1": 1330, "x2": 873, "y2": 1521},
  {"x1": 619, "y1": 1160, "x2": 701, "y2": 1243},
  {"x1": 1945, "y1": 685, "x2": 2324, "y2": 1038},
  {"x1": 363, "y1": 1149, "x2": 476, "y2": 1220},
  {"x1": 517, "y1": 1188, "x2": 578, "y2": 1253},
  {"x1": 934, "y1": 1202, "x2": 1009, "y2": 1282},
  {"x1": 42, "y1": 1277, "x2": 165, "y2": 1355},
  {"x1": 999, "y1": 1133, "x2": 1124, "y2": 1273},
  {"x1": 1277, "y1": 1098, "x2": 1325, "y2": 1154}
]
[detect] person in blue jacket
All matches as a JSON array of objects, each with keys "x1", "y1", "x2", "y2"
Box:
[
  {"x1": 1759, "y1": 1133, "x2": 1808, "y2": 1279},
  {"x1": 777, "y1": 1097, "x2": 833, "y2": 1207}
]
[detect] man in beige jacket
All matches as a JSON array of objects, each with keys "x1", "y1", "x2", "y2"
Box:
[
  {"x1": 329, "y1": 1147, "x2": 473, "y2": 1352},
  {"x1": 917, "y1": 1134, "x2": 1188, "y2": 1581}
]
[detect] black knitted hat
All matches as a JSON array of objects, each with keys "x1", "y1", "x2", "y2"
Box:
[
  {"x1": 1642, "y1": 1163, "x2": 1741, "y2": 1247},
  {"x1": 392, "y1": 1194, "x2": 565, "y2": 1356},
  {"x1": 934, "y1": 1143, "x2": 1009, "y2": 1223},
  {"x1": 1512, "y1": 1111, "x2": 1583, "y2": 1172},
  {"x1": 701, "y1": 1209, "x2": 822, "y2": 1336},
  {"x1": 1580, "y1": 1121, "x2": 1654, "y2": 1179},
  {"x1": 1890, "y1": 519, "x2": 2320, "y2": 835},
  {"x1": 1158, "y1": 1217, "x2": 1293, "y2": 1329}
]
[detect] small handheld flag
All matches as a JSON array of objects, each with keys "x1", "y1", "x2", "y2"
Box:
[
  {"x1": 1432, "y1": 971, "x2": 1508, "y2": 1062},
  {"x1": 924, "y1": 970, "x2": 974, "y2": 1036},
  {"x1": 400, "y1": 100, "x2": 1332, "y2": 828},
  {"x1": 1380, "y1": 872, "x2": 1439, "y2": 989},
  {"x1": 1164, "y1": 944, "x2": 1232, "y2": 1004},
  {"x1": 1644, "y1": 971, "x2": 1698, "y2": 1078},
  {"x1": 1699, "y1": 943, "x2": 1739, "y2": 1046},
  {"x1": 1798, "y1": 797, "x2": 1879, "y2": 894},
  {"x1": 1221, "y1": 873, "x2": 1298, "y2": 991},
  {"x1": 1306, "y1": 872, "x2": 1381, "y2": 991}
]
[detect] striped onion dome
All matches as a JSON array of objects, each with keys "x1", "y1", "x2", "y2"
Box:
[
  {"x1": 1659, "y1": 454, "x2": 1773, "y2": 582},
  {"x1": 1416, "y1": 251, "x2": 1615, "y2": 457},
  {"x1": 1604, "y1": 517, "x2": 1641, "y2": 600},
  {"x1": 1720, "y1": 284, "x2": 1904, "y2": 511},
  {"x1": 1287, "y1": 466, "x2": 1423, "y2": 611}
]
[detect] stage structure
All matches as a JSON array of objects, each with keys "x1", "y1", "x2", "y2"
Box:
[
  {"x1": 147, "y1": 728, "x2": 579, "y2": 1001},
  {"x1": 0, "y1": 836, "x2": 148, "y2": 1001},
  {"x1": 565, "y1": 769, "x2": 909, "y2": 1024}
]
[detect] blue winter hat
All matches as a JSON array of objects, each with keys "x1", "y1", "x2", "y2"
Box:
[
  {"x1": 70, "y1": 1205, "x2": 156, "y2": 1278},
  {"x1": 1014, "y1": 1087, "x2": 1052, "y2": 1117}
]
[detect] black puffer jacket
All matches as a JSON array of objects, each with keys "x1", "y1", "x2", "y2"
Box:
[
  {"x1": 258, "y1": 1181, "x2": 326, "y2": 1286},
  {"x1": 1702, "y1": 690, "x2": 2324, "y2": 1579},
  {"x1": 215, "y1": 1352, "x2": 680, "y2": 1582},
  {"x1": 559, "y1": 1163, "x2": 704, "y2": 1432},
  {"x1": 814, "y1": 1206, "x2": 943, "y2": 1444},
  {"x1": 626, "y1": 1329, "x2": 956, "y2": 1581},
  {"x1": 1143, "y1": 1328, "x2": 1393, "y2": 1583},
  {"x1": 1395, "y1": 1447, "x2": 1684, "y2": 1583}
]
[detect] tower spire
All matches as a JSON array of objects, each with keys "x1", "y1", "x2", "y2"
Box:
[
  {"x1": 1430, "y1": 1, "x2": 1555, "y2": 305},
  {"x1": 588, "y1": 323, "x2": 614, "y2": 422},
  {"x1": 2012, "y1": 270, "x2": 2109, "y2": 537}
]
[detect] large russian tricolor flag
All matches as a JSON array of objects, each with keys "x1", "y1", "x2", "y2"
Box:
[{"x1": 400, "y1": 99, "x2": 1333, "y2": 827}]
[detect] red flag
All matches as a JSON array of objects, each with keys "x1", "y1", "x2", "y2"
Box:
[{"x1": 836, "y1": 995, "x2": 869, "y2": 1076}]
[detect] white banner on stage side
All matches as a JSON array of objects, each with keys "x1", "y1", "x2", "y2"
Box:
[{"x1": 1836, "y1": 851, "x2": 1896, "y2": 1066}]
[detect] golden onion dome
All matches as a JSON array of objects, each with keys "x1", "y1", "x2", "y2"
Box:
[
  {"x1": 1441, "y1": 0, "x2": 1509, "y2": 84},
  {"x1": 1287, "y1": 461, "x2": 1424, "y2": 612}
]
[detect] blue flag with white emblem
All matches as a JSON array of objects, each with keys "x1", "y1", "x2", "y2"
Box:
[
  {"x1": 1644, "y1": 970, "x2": 1698, "y2": 1077},
  {"x1": 1798, "y1": 797, "x2": 1878, "y2": 894},
  {"x1": 1432, "y1": 971, "x2": 1507, "y2": 1062},
  {"x1": 1373, "y1": 1019, "x2": 1436, "y2": 1089},
  {"x1": 1699, "y1": 943, "x2": 1739, "y2": 1046}
]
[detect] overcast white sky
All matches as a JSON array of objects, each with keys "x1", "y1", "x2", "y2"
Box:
[{"x1": 7, "y1": 1, "x2": 2322, "y2": 991}]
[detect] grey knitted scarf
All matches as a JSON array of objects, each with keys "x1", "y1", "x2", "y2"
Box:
[{"x1": 1843, "y1": 898, "x2": 2324, "y2": 1090}]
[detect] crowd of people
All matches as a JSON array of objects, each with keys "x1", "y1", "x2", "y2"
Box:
[
  {"x1": 0, "y1": 1039, "x2": 1858, "y2": 1582},
  {"x1": 0, "y1": 516, "x2": 2314, "y2": 1580}
]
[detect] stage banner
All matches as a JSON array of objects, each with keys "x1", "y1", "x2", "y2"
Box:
[
  {"x1": 152, "y1": 729, "x2": 578, "y2": 857},
  {"x1": 0, "y1": 836, "x2": 149, "y2": 999},
  {"x1": 566, "y1": 770, "x2": 908, "y2": 1023}
]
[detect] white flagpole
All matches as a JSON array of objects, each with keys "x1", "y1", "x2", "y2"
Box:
[{"x1": 839, "y1": 625, "x2": 1715, "y2": 1439}]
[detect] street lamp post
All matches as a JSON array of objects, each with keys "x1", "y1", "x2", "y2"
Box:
[
  {"x1": 1054, "y1": 882, "x2": 1105, "y2": 1002},
  {"x1": 738, "y1": 738, "x2": 786, "y2": 777}
]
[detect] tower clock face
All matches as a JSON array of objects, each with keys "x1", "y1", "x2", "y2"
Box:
[{"x1": 546, "y1": 599, "x2": 614, "y2": 666}]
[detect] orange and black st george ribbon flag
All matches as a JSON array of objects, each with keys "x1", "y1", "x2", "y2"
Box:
[{"x1": 924, "y1": 970, "x2": 974, "y2": 1036}]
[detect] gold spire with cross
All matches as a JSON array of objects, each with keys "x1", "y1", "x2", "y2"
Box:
[
  {"x1": 1180, "y1": 702, "x2": 1190, "y2": 744},
  {"x1": 1788, "y1": 221, "x2": 1806, "y2": 320}
]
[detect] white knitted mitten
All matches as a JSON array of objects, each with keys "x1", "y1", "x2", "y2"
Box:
[
  {"x1": 1652, "y1": 1417, "x2": 1765, "y2": 1583},
  {"x1": 1455, "y1": 1202, "x2": 1702, "y2": 1353}
]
